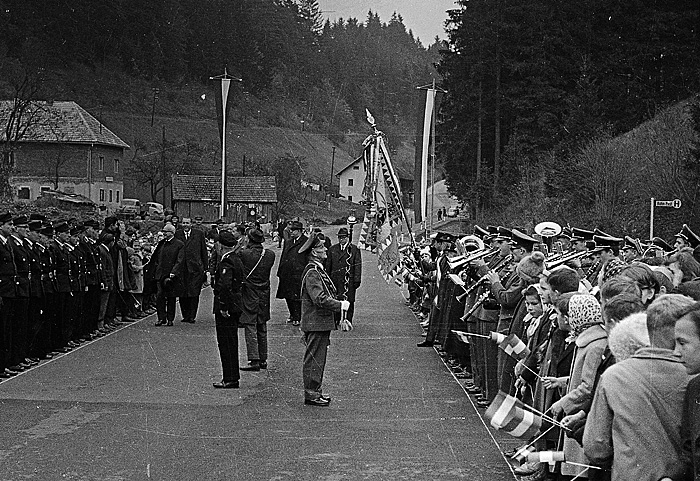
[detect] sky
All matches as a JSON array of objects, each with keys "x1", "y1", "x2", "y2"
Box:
[{"x1": 317, "y1": 0, "x2": 458, "y2": 44}]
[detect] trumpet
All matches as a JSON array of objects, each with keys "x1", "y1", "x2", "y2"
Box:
[
  {"x1": 455, "y1": 254, "x2": 513, "y2": 302},
  {"x1": 448, "y1": 247, "x2": 499, "y2": 271},
  {"x1": 546, "y1": 250, "x2": 589, "y2": 269},
  {"x1": 460, "y1": 291, "x2": 490, "y2": 321}
]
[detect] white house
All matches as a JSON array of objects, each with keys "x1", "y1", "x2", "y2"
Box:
[{"x1": 336, "y1": 157, "x2": 366, "y2": 204}]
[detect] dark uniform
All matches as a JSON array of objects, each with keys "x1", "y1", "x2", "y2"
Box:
[
  {"x1": 324, "y1": 232, "x2": 362, "y2": 323},
  {"x1": 153, "y1": 235, "x2": 185, "y2": 325},
  {"x1": 275, "y1": 221, "x2": 308, "y2": 325},
  {"x1": 174, "y1": 226, "x2": 208, "y2": 323}
]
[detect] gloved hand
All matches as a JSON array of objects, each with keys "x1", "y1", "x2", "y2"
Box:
[
  {"x1": 340, "y1": 318, "x2": 353, "y2": 331},
  {"x1": 340, "y1": 300, "x2": 350, "y2": 311}
]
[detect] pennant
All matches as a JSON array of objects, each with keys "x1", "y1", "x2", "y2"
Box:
[
  {"x1": 512, "y1": 445, "x2": 537, "y2": 465},
  {"x1": 484, "y1": 391, "x2": 518, "y2": 429},
  {"x1": 490, "y1": 331, "x2": 507, "y2": 344},
  {"x1": 500, "y1": 334, "x2": 531, "y2": 360},
  {"x1": 413, "y1": 88, "x2": 435, "y2": 224},
  {"x1": 451, "y1": 330, "x2": 470, "y2": 344},
  {"x1": 527, "y1": 451, "x2": 566, "y2": 463},
  {"x1": 484, "y1": 391, "x2": 542, "y2": 439},
  {"x1": 214, "y1": 78, "x2": 233, "y2": 143}
]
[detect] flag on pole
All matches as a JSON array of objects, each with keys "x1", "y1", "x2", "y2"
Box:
[
  {"x1": 512, "y1": 445, "x2": 537, "y2": 465},
  {"x1": 527, "y1": 451, "x2": 566, "y2": 463},
  {"x1": 413, "y1": 88, "x2": 435, "y2": 224},
  {"x1": 500, "y1": 334, "x2": 531, "y2": 360},
  {"x1": 490, "y1": 331, "x2": 507, "y2": 344},
  {"x1": 484, "y1": 391, "x2": 542, "y2": 439},
  {"x1": 451, "y1": 330, "x2": 470, "y2": 344}
]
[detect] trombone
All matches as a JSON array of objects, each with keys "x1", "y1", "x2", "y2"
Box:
[
  {"x1": 546, "y1": 250, "x2": 589, "y2": 269},
  {"x1": 448, "y1": 246, "x2": 499, "y2": 271},
  {"x1": 455, "y1": 253, "x2": 513, "y2": 302}
]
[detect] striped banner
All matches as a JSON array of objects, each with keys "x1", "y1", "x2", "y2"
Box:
[{"x1": 485, "y1": 391, "x2": 542, "y2": 440}]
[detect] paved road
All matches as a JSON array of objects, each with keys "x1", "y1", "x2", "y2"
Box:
[{"x1": 0, "y1": 241, "x2": 517, "y2": 480}]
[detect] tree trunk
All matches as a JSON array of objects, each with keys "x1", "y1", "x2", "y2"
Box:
[
  {"x1": 475, "y1": 80, "x2": 483, "y2": 222},
  {"x1": 493, "y1": 0, "x2": 501, "y2": 192}
]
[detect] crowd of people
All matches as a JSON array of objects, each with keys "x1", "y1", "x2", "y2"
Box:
[{"x1": 401, "y1": 223, "x2": 700, "y2": 480}]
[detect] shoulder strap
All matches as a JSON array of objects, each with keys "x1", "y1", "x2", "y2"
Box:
[{"x1": 245, "y1": 248, "x2": 266, "y2": 280}]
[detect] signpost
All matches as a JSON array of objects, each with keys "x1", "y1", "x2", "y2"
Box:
[{"x1": 649, "y1": 197, "x2": 682, "y2": 239}]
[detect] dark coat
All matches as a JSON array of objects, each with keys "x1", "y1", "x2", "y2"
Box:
[
  {"x1": 174, "y1": 228, "x2": 209, "y2": 297},
  {"x1": 79, "y1": 238, "x2": 101, "y2": 287},
  {"x1": 324, "y1": 242, "x2": 362, "y2": 302},
  {"x1": 239, "y1": 243, "x2": 276, "y2": 324},
  {"x1": 153, "y1": 238, "x2": 185, "y2": 297},
  {"x1": 0, "y1": 236, "x2": 17, "y2": 298},
  {"x1": 681, "y1": 374, "x2": 700, "y2": 481},
  {"x1": 36, "y1": 242, "x2": 54, "y2": 296},
  {"x1": 99, "y1": 244, "x2": 115, "y2": 291},
  {"x1": 300, "y1": 261, "x2": 342, "y2": 332},
  {"x1": 49, "y1": 240, "x2": 71, "y2": 293},
  {"x1": 214, "y1": 250, "x2": 244, "y2": 315},
  {"x1": 24, "y1": 239, "x2": 42, "y2": 298},
  {"x1": 276, "y1": 234, "x2": 308, "y2": 300},
  {"x1": 8, "y1": 236, "x2": 30, "y2": 298}
]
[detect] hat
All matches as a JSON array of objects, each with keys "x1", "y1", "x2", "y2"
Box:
[
  {"x1": 516, "y1": 251, "x2": 546, "y2": 283},
  {"x1": 298, "y1": 232, "x2": 326, "y2": 254},
  {"x1": 289, "y1": 220, "x2": 303, "y2": 230},
  {"x1": 593, "y1": 234, "x2": 622, "y2": 250},
  {"x1": 83, "y1": 219, "x2": 100, "y2": 229},
  {"x1": 623, "y1": 236, "x2": 643, "y2": 255},
  {"x1": 0, "y1": 212, "x2": 11, "y2": 225},
  {"x1": 559, "y1": 227, "x2": 572, "y2": 240},
  {"x1": 494, "y1": 226, "x2": 511, "y2": 242},
  {"x1": 104, "y1": 216, "x2": 118, "y2": 228},
  {"x1": 54, "y1": 221, "x2": 69, "y2": 234},
  {"x1": 194, "y1": 216, "x2": 203, "y2": 221},
  {"x1": 473, "y1": 225, "x2": 490, "y2": 240},
  {"x1": 218, "y1": 231, "x2": 237, "y2": 247},
  {"x1": 247, "y1": 228, "x2": 264, "y2": 244},
  {"x1": 570, "y1": 227, "x2": 594, "y2": 242},
  {"x1": 40, "y1": 225, "x2": 54, "y2": 236},
  {"x1": 650, "y1": 236, "x2": 673, "y2": 252},
  {"x1": 29, "y1": 213, "x2": 46, "y2": 222},
  {"x1": 28, "y1": 220, "x2": 43, "y2": 232},
  {"x1": 337, "y1": 227, "x2": 349, "y2": 237},
  {"x1": 12, "y1": 215, "x2": 28, "y2": 227},
  {"x1": 594, "y1": 228, "x2": 613, "y2": 237},
  {"x1": 69, "y1": 225, "x2": 84, "y2": 236},
  {"x1": 510, "y1": 229, "x2": 538, "y2": 252},
  {"x1": 433, "y1": 232, "x2": 455, "y2": 243},
  {"x1": 162, "y1": 223, "x2": 175, "y2": 233},
  {"x1": 675, "y1": 224, "x2": 700, "y2": 248}
]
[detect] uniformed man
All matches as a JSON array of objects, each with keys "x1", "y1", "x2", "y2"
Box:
[
  {"x1": 174, "y1": 217, "x2": 209, "y2": 323},
  {"x1": 674, "y1": 224, "x2": 700, "y2": 251},
  {"x1": 417, "y1": 232, "x2": 455, "y2": 347},
  {"x1": 324, "y1": 227, "x2": 362, "y2": 324},
  {"x1": 275, "y1": 220, "x2": 308, "y2": 326}
]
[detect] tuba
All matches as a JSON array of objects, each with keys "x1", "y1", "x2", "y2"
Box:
[{"x1": 534, "y1": 221, "x2": 562, "y2": 257}]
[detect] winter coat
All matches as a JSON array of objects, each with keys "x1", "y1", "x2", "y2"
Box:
[
  {"x1": 584, "y1": 348, "x2": 689, "y2": 481},
  {"x1": 276, "y1": 234, "x2": 308, "y2": 300},
  {"x1": 214, "y1": 250, "x2": 244, "y2": 315},
  {"x1": 681, "y1": 374, "x2": 700, "y2": 481},
  {"x1": 99, "y1": 244, "x2": 115, "y2": 291},
  {"x1": 239, "y1": 243, "x2": 275, "y2": 324},
  {"x1": 558, "y1": 324, "x2": 608, "y2": 477},
  {"x1": 174, "y1": 228, "x2": 209, "y2": 297},
  {"x1": 324, "y1": 242, "x2": 362, "y2": 302},
  {"x1": 300, "y1": 261, "x2": 342, "y2": 332},
  {"x1": 153, "y1": 238, "x2": 185, "y2": 297}
]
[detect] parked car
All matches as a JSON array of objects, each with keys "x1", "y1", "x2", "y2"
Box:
[
  {"x1": 117, "y1": 198, "x2": 141, "y2": 217},
  {"x1": 446, "y1": 206, "x2": 459, "y2": 217},
  {"x1": 146, "y1": 202, "x2": 164, "y2": 216}
]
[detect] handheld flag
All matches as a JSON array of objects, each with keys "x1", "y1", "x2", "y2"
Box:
[
  {"x1": 500, "y1": 333, "x2": 530, "y2": 360},
  {"x1": 451, "y1": 330, "x2": 470, "y2": 344},
  {"x1": 512, "y1": 445, "x2": 537, "y2": 465},
  {"x1": 490, "y1": 331, "x2": 506, "y2": 344},
  {"x1": 484, "y1": 391, "x2": 542, "y2": 439},
  {"x1": 527, "y1": 451, "x2": 566, "y2": 464}
]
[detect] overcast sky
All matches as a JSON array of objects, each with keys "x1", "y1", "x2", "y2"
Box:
[{"x1": 317, "y1": 0, "x2": 457, "y2": 44}]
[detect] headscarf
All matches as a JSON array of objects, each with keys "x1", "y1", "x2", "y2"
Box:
[
  {"x1": 566, "y1": 294, "x2": 602, "y2": 342},
  {"x1": 601, "y1": 258, "x2": 627, "y2": 284}
]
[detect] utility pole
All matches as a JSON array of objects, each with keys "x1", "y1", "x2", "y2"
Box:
[
  {"x1": 329, "y1": 146, "x2": 336, "y2": 192},
  {"x1": 242, "y1": 154, "x2": 246, "y2": 176},
  {"x1": 151, "y1": 88, "x2": 159, "y2": 127},
  {"x1": 161, "y1": 125, "x2": 166, "y2": 206}
]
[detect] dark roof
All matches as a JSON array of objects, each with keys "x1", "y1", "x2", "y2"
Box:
[
  {"x1": 0, "y1": 101, "x2": 129, "y2": 149},
  {"x1": 171, "y1": 175, "x2": 278, "y2": 203},
  {"x1": 336, "y1": 156, "x2": 414, "y2": 181},
  {"x1": 336, "y1": 157, "x2": 362, "y2": 176}
]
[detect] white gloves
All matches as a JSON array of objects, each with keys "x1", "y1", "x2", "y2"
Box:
[
  {"x1": 340, "y1": 300, "x2": 350, "y2": 311},
  {"x1": 340, "y1": 319, "x2": 353, "y2": 332}
]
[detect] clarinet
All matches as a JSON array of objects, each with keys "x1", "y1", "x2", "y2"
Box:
[{"x1": 585, "y1": 259, "x2": 601, "y2": 285}]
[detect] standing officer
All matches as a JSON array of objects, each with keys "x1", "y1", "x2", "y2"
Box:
[
  {"x1": 325, "y1": 227, "x2": 362, "y2": 324},
  {"x1": 239, "y1": 228, "x2": 275, "y2": 371},
  {"x1": 7, "y1": 215, "x2": 31, "y2": 372},
  {"x1": 212, "y1": 231, "x2": 244, "y2": 388},
  {"x1": 175, "y1": 217, "x2": 209, "y2": 323},
  {"x1": 276, "y1": 220, "x2": 308, "y2": 326},
  {"x1": 0, "y1": 213, "x2": 20, "y2": 378}
]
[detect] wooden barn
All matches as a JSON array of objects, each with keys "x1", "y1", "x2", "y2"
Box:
[{"x1": 171, "y1": 174, "x2": 277, "y2": 223}]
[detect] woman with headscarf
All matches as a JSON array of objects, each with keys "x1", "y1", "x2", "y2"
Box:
[
  {"x1": 298, "y1": 231, "x2": 350, "y2": 406},
  {"x1": 550, "y1": 294, "x2": 608, "y2": 479}
]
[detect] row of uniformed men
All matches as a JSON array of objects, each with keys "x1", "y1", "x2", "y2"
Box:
[{"x1": 0, "y1": 213, "x2": 118, "y2": 380}]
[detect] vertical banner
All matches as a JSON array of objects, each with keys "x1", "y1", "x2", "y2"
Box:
[
  {"x1": 414, "y1": 88, "x2": 435, "y2": 224},
  {"x1": 213, "y1": 75, "x2": 233, "y2": 218}
]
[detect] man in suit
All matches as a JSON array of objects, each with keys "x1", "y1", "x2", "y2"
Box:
[
  {"x1": 212, "y1": 231, "x2": 245, "y2": 388},
  {"x1": 174, "y1": 217, "x2": 209, "y2": 323},
  {"x1": 324, "y1": 227, "x2": 362, "y2": 323},
  {"x1": 239, "y1": 228, "x2": 276, "y2": 371},
  {"x1": 153, "y1": 223, "x2": 185, "y2": 326},
  {"x1": 275, "y1": 220, "x2": 308, "y2": 326}
]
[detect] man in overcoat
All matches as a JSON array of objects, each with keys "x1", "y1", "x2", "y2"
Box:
[
  {"x1": 275, "y1": 220, "x2": 308, "y2": 326},
  {"x1": 174, "y1": 217, "x2": 209, "y2": 323},
  {"x1": 153, "y1": 223, "x2": 185, "y2": 326},
  {"x1": 324, "y1": 227, "x2": 362, "y2": 323},
  {"x1": 239, "y1": 228, "x2": 276, "y2": 370}
]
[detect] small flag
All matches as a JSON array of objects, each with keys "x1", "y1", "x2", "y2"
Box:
[
  {"x1": 527, "y1": 451, "x2": 566, "y2": 464},
  {"x1": 490, "y1": 331, "x2": 506, "y2": 344},
  {"x1": 451, "y1": 330, "x2": 470, "y2": 344},
  {"x1": 484, "y1": 391, "x2": 542, "y2": 439},
  {"x1": 499, "y1": 333, "x2": 531, "y2": 360},
  {"x1": 512, "y1": 445, "x2": 537, "y2": 465}
]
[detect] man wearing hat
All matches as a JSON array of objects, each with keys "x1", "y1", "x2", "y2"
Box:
[
  {"x1": 276, "y1": 220, "x2": 308, "y2": 326},
  {"x1": 592, "y1": 234, "x2": 623, "y2": 288},
  {"x1": 193, "y1": 216, "x2": 204, "y2": 231},
  {"x1": 212, "y1": 231, "x2": 245, "y2": 388},
  {"x1": 152, "y1": 223, "x2": 185, "y2": 326},
  {"x1": 622, "y1": 236, "x2": 642, "y2": 263},
  {"x1": 418, "y1": 232, "x2": 455, "y2": 347},
  {"x1": 66, "y1": 224, "x2": 87, "y2": 345},
  {"x1": 78, "y1": 220, "x2": 103, "y2": 340},
  {"x1": 174, "y1": 217, "x2": 209, "y2": 324},
  {"x1": 238, "y1": 228, "x2": 276, "y2": 371},
  {"x1": 324, "y1": 227, "x2": 362, "y2": 324},
  {"x1": 674, "y1": 224, "x2": 700, "y2": 251}
]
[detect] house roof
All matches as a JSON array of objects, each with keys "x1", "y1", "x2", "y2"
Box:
[
  {"x1": 336, "y1": 156, "x2": 414, "y2": 181},
  {"x1": 336, "y1": 157, "x2": 362, "y2": 176},
  {"x1": 0, "y1": 100, "x2": 129, "y2": 149},
  {"x1": 171, "y1": 175, "x2": 278, "y2": 203}
]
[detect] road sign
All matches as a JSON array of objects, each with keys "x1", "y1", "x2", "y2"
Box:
[{"x1": 655, "y1": 199, "x2": 682, "y2": 209}]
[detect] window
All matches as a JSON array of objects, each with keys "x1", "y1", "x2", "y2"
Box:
[
  {"x1": 348, "y1": 178, "x2": 354, "y2": 186},
  {"x1": 353, "y1": 165, "x2": 359, "y2": 170},
  {"x1": 348, "y1": 196, "x2": 353, "y2": 202},
  {"x1": 3, "y1": 151, "x2": 14, "y2": 168},
  {"x1": 116, "y1": 190, "x2": 120, "y2": 203},
  {"x1": 114, "y1": 158, "x2": 119, "y2": 173},
  {"x1": 99, "y1": 156, "x2": 104, "y2": 171},
  {"x1": 109, "y1": 190, "x2": 113, "y2": 202},
  {"x1": 17, "y1": 186, "x2": 30, "y2": 199},
  {"x1": 99, "y1": 189, "x2": 105, "y2": 201},
  {"x1": 40, "y1": 186, "x2": 51, "y2": 194}
]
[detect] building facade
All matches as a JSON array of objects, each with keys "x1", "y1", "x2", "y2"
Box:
[{"x1": 1, "y1": 101, "x2": 129, "y2": 212}]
